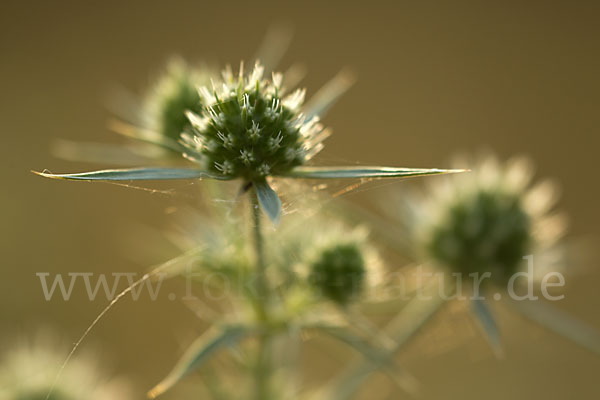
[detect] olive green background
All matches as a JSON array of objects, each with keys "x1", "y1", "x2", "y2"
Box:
[{"x1": 1, "y1": 0, "x2": 599, "y2": 399}]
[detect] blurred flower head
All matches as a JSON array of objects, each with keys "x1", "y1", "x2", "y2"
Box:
[
  {"x1": 308, "y1": 241, "x2": 366, "y2": 305},
  {"x1": 182, "y1": 61, "x2": 329, "y2": 181},
  {"x1": 143, "y1": 57, "x2": 210, "y2": 144},
  {"x1": 273, "y1": 210, "x2": 384, "y2": 306},
  {"x1": 406, "y1": 154, "x2": 567, "y2": 284},
  {"x1": 0, "y1": 332, "x2": 132, "y2": 400}
]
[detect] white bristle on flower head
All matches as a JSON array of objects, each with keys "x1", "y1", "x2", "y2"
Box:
[{"x1": 181, "y1": 61, "x2": 340, "y2": 180}]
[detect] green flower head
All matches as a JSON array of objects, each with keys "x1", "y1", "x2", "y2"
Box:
[
  {"x1": 426, "y1": 189, "x2": 531, "y2": 282},
  {"x1": 411, "y1": 155, "x2": 566, "y2": 285},
  {"x1": 309, "y1": 241, "x2": 366, "y2": 305},
  {"x1": 144, "y1": 58, "x2": 207, "y2": 143},
  {"x1": 182, "y1": 62, "x2": 327, "y2": 181}
]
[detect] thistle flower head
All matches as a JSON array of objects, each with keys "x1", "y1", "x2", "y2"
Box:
[
  {"x1": 144, "y1": 58, "x2": 209, "y2": 143},
  {"x1": 409, "y1": 155, "x2": 566, "y2": 284},
  {"x1": 271, "y1": 211, "x2": 379, "y2": 305},
  {"x1": 309, "y1": 241, "x2": 366, "y2": 305},
  {"x1": 182, "y1": 62, "x2": 328, "y2": 181}
]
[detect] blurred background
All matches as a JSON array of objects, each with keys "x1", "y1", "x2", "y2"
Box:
[{"x1": 1, "y1": 0, "x2": 599, "y2": 398}]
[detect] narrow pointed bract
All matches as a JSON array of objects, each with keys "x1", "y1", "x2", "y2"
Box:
[
  {"x1": 282, "y1": 166, "x2": 466, "y2": 180},
  {"x1": 147, "y1": 326, "x2": 253, "y2": 399},
  {"x1": 471, "y1": 299, "x2": 503, "y2": 358},
  {"x1": 254, "y1": 179, "x2": 282, "y2": 224},
  {"x1": 33, "y1": 167, "x2": 229, "y2": 181}
]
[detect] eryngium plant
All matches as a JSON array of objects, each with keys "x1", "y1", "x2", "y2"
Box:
[
  {"x1": 36, "y1": 61, "x2": 461, "y2": 224},
  {"x1": 35, "y1": 56, "x2": 462, "y2": 400},
  {"x1": 410, "y1": 155, "x2": 566, "y2": 285},
  {"x1": 182, "y1": 63, "x2": 318, "y2": 180},
  {"x1": 318, "y1": 154, "x2": 600, "y2": 392},
  {"x1": 364, "y1": 154, "x2": 600, "y2": 362},
  {"x1": 143, "y1": 198, "x2": 413, "y2": 399}
]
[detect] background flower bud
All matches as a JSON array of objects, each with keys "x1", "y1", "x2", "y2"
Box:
[{"x1": 308, "y1": 242, "x2": 366, "y2": 305}]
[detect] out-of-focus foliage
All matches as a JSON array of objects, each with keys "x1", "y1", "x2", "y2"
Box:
[{"x1": 0, "y1": 332, "x2": 132, "y2": 400}]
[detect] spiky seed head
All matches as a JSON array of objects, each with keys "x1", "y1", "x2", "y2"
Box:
[
  {"x1": 412, "y1": 155, "x2": 566, "y2": 285},
  {"x1": 308, "y1": 242, "x2": 366, "y2": 305},
  {"x1": 182, "y1": 62, "x2": 327, "y2": 180},
  {"x1": 144, "y1": 58, "x2": 207, "y2": 142}
]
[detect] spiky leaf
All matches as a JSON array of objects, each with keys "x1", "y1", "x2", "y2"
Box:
[
  {"x1": 282, "y1": 166, "x2": 465, "y2": 179},
  {"x1": 148, "y1": 326, "x2": 253, "y2": 398},
  {"x1": 34, "y1": 167, "x2": 228, "y2": 181}
]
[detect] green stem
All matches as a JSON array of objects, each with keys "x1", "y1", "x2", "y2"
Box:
[
  {"x1": 251, "y1": 190, "x2": 268, "y2": 308},
  {"x1": 250, "y1": 188, "x2": 272, "y2": 400}
]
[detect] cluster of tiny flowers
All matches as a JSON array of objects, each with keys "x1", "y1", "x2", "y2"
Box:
[
  {"x1": 413, "y1": 156, "x2": 566, "y2": 284},
  {"x1": 143, "y1": 58, "x2": 207, "y2": 142},
  {"x1": 182, "y1": 62, "x2": 329, "y2": 180}
]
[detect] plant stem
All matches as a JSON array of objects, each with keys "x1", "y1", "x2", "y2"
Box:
[
  {"x1": 251, "y1": 190, "x2": 268, "y2": 309},
  {"x1": 250, "y1": 188, "x2": 272, "y2": 400}
]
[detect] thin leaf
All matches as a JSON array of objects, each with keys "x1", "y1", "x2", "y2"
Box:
[
  {"x1": 281, "y1": 166, "x2": 466, "y2": 180},
  {"x1": 384, "y1": 277, "x2": 450, "y2": 349},
  {"x1": 510, "y1": 299, "x2": 600, "y2": 356},
  {"x1": 33, "y1": 167, "x2": 229, "y2": 181},
  {"x1": 304, "y1": 69, "x2": 356, "y2": 120},
  {"x1": 471, "y1": 299, "x2": 503, "y2": 358},
  {"x1": 148, "y1": 325, "x2": 253, "y2": 398},
  {"x1": 306, "y1": 324, "x2": 418, "y2": 398},
  {"x1": 254, "y1": 180, "x2": 282, "y2": 225},
  {"x1": 306, "y1": 324, "x2": 388, "y2": 362},
  {"x1": 324, "y1": 278, "x2": 446, "y2": 400}
]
